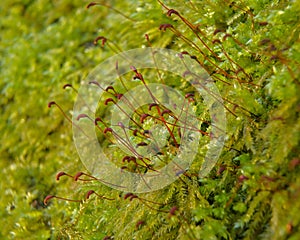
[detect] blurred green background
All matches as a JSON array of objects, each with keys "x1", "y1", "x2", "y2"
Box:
[{"x1": 0, "y1": 1, "x2": 108, "y2": 238}]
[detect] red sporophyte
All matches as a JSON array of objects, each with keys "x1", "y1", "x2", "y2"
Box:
[
  {"x1": 62, "y1": 83, "x2": 79, "y2": 94},
  {"x1": 180, "y1": 51, "x2": 189, "y2": 55},
  {"x1": 140, "y1": 113, "x2": 149, "y2": 124},
  {"x1": 85, "y1": 190, "x2": 95, "y2": 200},
  {"x1": 213, "y1": 29, "x2": 225, "y2": 35},
  {"x1": 74, "y1": 172, "x2": 84, "y2": 181},
  {"x1": 160, "y1": 109, "x2": 171, "y2": 116},
  {"x1": 89, "y1": 80, "x2": 101, "y2": 88},
  {"x1": 63, "y1": 83, "x2": 72, "y2": 89},
  {"x1": 136, "y1": 142, "x2": 147, "y2": 147},
  {"x1": 129, "y1": 65, "x2": 137, "y2": 72},
  {"x1": 116, "y1": 93, "x2": 123, "y2": 99},
  {"x1": 238, "y1": 175, "x2": 249, "y2": 183},
  {"x1": 189, "y1": 55, "x2": 198, "y2": 61},
  {"x1": 184, "y1": 93, "x2": 194, "y2": 99},
  {"x1": 94, "y1": 117, "x2": 103, "y2": 125},
  {"x1": 48, "y1": 101, "x2": 56, "y2": 108},
  {"x1": 103, "y1": 127, "x2": 113, "y2": 134},
  {"x1": 122, "y1": 156, "x2": 131, "y2": 163},
  {"x1": 43, "y1": 195, "x2": 55, "y2": 205},
  {"x1": 223, "y1": 33, "x2": 232, "y2": 41},
  {"x1": 129, "y1": 195, "x2": 138, "y2": 201},
  {"x1": 143, "y1": 130, "x2": 151, "y2": 135},
  {"x1": 85, "y1": 190, "x2": 115, "y2": 201},
  {"x1": 131, "y1": 67, "x2": 144, "y2": 83},
  {"x1": 133, "y1": 74, "x2": 142, "y2": 81},
  {"x1": 76, "y1": 113, "x2": 90, "y2": 121},
  {"x1": 123, "y1": 155, "x2": 133, "y2": 162},
  {"x1": 212, "y1": 39, "x2": 221, "y2": 44},
  {"x1": 56, "y1": 171, "x2": 66, "y2": 180},
  {"x1": 94, "y1": 36, "x2": 107, "y2": 46},
  {"x1": 145, "y1": 34, "x2": 150, "y2": 43},
  {"x1": 117, "y1": 122, "x2": 125, "y2": 129},
  {"x1": 183, "y1": 70, "x2": 192, "y2": 78},
  {"x1": 105, "y1": 85, "x2": 116, "y2": 94},
  {"x1": 159, "y1": 23, "x2": 173, "y2": 31},
  {"x1": 168, "y1": 206, "x2": 178, "y2": 217},
  {"x1": 259, "y1": 21, "x2": 268, "y2": 26},
  {"x1": 148, "y1": 103, "x2": 158, "y2": 111},
  {"x1": 167, "y1": 9, "x2": 179, "y2": 17},
  {"x1": 73, "y1": 171, "x2": 97, "y2": 182},
  {"x1": 136, "y1": 220, "x2": 145, "y2": 229},
  {"x1": 56, "y1": 171, "x2": 73, "y2": 181},
  {"x1": 120, "y1": 166, "x2": 128, "y2": 172},
  {"x1": 124, "y1": 193, "x2": 134, "y2": 200},
  {"x1": 104, "y1": 98, "x2": 115, "y2": 105},
  {"x1": 128, "y1": 157, "x2": 137, "y2": 164},
  {"x1": 86, "y1": 2, "x2": 97, "y2": 9},
  {"x1": 132, "y1": 129, "x2": 139, "y2": 136}
]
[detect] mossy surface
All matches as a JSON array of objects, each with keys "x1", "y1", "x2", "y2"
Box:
[{"x1": 0, "y1": 1, "x2": 299, "y2": 239}]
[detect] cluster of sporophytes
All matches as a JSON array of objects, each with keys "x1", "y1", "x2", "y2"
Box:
[{"x1": 43, "y1": 0, "x2": 299, "y2": 239}]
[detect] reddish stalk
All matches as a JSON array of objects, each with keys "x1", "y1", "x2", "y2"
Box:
[
  {"x1": 131, "y1": 67, "x2": 180, "y2": 147},
  {"x1": 124, "y1": 193, "x2": 169, "y2": 213},
  {"x1": 165, "y1": 8, "x2": 223, "y2": 61},
  {"x1": 48, "y1": 101, "x2": 90, "y2": 138},
  {"x1": 85, "y1": 190, "x2": 114, "y2": 201},
  {"x1": 74, "y1": 171, "x2": 126, "y2": 189},
  {"x1": 44, "y1": 195, "x2": 82, "y2": 205},
  {"x1": 87, "y1": 2, "x2": 134, "y2": 21}
]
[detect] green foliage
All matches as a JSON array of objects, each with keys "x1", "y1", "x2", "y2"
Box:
[
  {"x1": 1, "y1": 0, "x2": 299, "y2": 239},
  {"x1": 0, "y1": 0, "x2": 104, "y2": 238}
]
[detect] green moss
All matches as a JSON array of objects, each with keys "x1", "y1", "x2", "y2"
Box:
[{"x1": 1, "y1": 0, "x2": 299, "y2": 239}]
